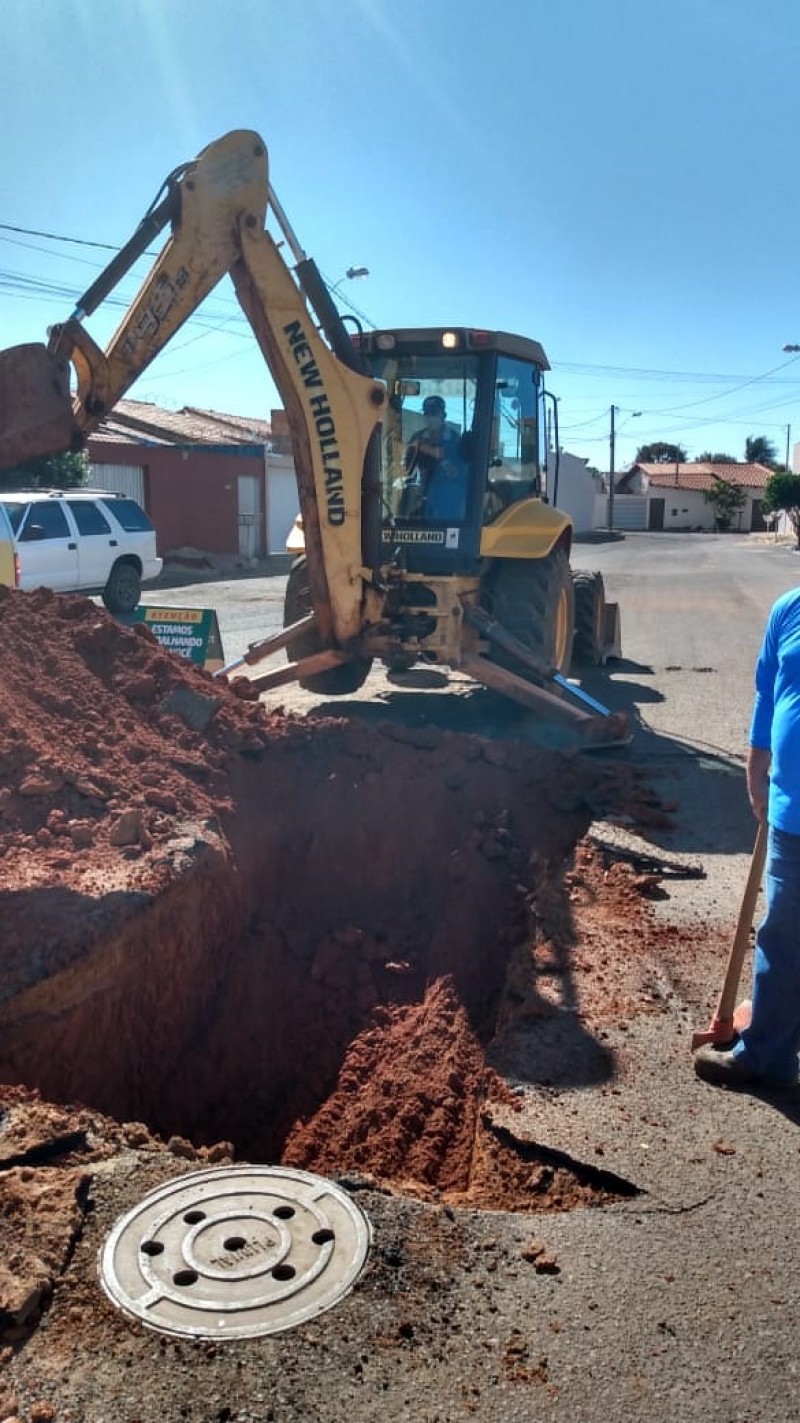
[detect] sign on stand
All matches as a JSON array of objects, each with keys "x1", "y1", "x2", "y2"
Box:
[{"x1": 124, "y1": 606, "x2": 225, "y2": 673}]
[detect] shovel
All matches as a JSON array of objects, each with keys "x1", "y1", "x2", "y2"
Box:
[{"x1": 691, "y1": 820, "x2": 767, "y2": 1050}]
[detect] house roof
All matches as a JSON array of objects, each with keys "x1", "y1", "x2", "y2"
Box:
[
  {"x1": 90, "y1": 399, "x2": 271, "y2": 448},
  {"x1": 623, "y1": 462, "x2": 773, "y2": 492}
]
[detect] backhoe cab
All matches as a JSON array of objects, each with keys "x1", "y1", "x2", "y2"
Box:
[
  {"x1": 285, "y1": 323, "x2": 622, "y2": 742},
  {"x1": 0, "y1": 128, "x2": 624, "y2": 745}
]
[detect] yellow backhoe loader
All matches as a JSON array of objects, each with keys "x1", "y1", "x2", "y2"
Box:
[{"x1": 0, "y1": 130, "x2": 625, "y2": 744}]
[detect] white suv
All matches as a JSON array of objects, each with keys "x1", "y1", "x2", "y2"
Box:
[{"x1": 0, "y1": 489, "x2": 163, "y2": 613}]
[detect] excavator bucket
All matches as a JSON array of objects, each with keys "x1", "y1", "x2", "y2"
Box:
[{"x1": 0, "y1": 343, "x2": 77, "y2": 471}]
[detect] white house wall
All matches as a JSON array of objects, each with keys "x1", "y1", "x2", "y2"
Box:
[
  {"x1": 550, "y1": 451, "x2": 599, "y2": 534},
  {"x1": 655, "y1": 487, "x2": 713, "y2": 530},
  {"x1": 651, "y1": 487, "x2": 761, "y2": 532}
]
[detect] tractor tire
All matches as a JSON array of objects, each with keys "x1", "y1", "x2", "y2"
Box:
[
  {"x1": 571, "y1": 569, "x2": 606, "y2": 667},
  {"x1": 283, "y1": 556, "x2": 373, "y2": 694},
  {"x1": 482, "y1": 548, "x2": 574, "y2": 676}
]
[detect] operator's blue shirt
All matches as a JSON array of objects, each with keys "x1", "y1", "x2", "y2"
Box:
[{"x1": 750, "y1": 584, "x2": 800, "y2": 833}]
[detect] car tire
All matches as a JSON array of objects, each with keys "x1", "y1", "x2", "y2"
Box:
[{"x1": 102, "y1": 559, "x2": 142, "y2": 614}]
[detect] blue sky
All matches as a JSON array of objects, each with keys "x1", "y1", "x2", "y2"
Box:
[{"x1": 4, "y1": 0, "x2": 800, "y2": 471}]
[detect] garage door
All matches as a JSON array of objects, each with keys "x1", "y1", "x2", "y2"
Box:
[
  {"x1": 89, "y1": 462, "x2": 145, "y2": 505},
  {"x1": 612, "y1": 495, "x2": 648, "y2": 531},
  {"x1": 266, "y1": 456, "x2": 300, "y2": 554}
]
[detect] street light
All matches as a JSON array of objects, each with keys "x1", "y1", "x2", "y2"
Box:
[{"x1": 328, "y1": 266, "x2": 370, "y2": 297}]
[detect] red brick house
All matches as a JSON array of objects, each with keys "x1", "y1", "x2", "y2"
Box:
[{"x1": 87, "y1": 400, "x2": 299, "y2": 561}]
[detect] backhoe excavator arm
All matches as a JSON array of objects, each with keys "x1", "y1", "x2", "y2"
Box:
[{"x1": 0, "y1": 130, "x2": 386, "y2": 650}]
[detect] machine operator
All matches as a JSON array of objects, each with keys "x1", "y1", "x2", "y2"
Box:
[{"x1": 402, "y1": 395, "x2": 469, "y2": 522}]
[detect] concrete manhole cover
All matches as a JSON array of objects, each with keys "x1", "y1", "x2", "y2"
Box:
[{"x1": 99, "y1": 1164, "x2": 372, "y2": 1339}]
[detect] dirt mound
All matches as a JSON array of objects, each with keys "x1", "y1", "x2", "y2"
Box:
[
  {"x1": 0, "y1": 587, "x2": 673, "y2": 1239},
  {"x1": 0, "y1": 585, "x2": 286, "y2": 893}
]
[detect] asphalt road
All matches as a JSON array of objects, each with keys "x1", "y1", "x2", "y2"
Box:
[{"x1": 149, "y1": 533, "x2": 800, "y2": 749}]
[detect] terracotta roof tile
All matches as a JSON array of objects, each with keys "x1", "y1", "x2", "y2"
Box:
[
  {"x1": 633, "y1": 462, "x2": 772, "y2": 491},
  {"x1": 91, "y1": 399, "x2": 271, "y2": 447}
]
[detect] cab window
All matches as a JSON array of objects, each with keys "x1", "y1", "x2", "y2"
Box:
[
  {"x1": 373, "y1": 356, "x2": 479, "y2": 527},
  {"x1": 483, "y1": 356, "x2": 541, "y2": 525},
  {"x1": 68, "y1": 500, "x2": 111, "y2": 535},
  {"x1": 101, "y1": 497, "x2": 154, "y2": 532},
  {"x1": 19, "y1": 502, "x2": 71, "y2": 540}
]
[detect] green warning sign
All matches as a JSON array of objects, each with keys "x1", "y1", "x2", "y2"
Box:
[{"x1": 127, "y1": 606, "x2": 225, "y2": 673}]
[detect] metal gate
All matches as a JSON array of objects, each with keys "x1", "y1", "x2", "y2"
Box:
[
  {"x1": 89, "y1": 462, "x2": 145, "y2": 505},
  {"x1": 237, "y1": 474, "x2": 263, "y2": 560},
  {"x1": 612, "y1": 495, "x2": 648, "y2": 531}
]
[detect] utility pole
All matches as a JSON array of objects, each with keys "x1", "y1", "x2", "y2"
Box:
[
  {"x1": 608, "y1": 405, "x2": 616, "y2": 530},
  {"x1": 786, "y1": 423, "x2": 792, "y2": 472}
]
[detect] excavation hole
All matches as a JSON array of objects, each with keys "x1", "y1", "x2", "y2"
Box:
[{"x1": 0, "y1": 590, "x2": 653, "y2": 1214}]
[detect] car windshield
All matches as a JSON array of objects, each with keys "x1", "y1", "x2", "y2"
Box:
[{"x1": 2, "y1": 502, "x2": 28, "y2": 535}]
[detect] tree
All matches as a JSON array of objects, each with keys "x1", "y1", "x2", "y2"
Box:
[
  {"x1": 762, "y1": 470, "x2": 800, "y2": 546},
  {"x1": 696, "y1": 451, "x2": 736, "y2": 463},
  {"x1": 703, "y1": 477, "x2": 747, "y2": 532},
  {"x1": 745, "y1": 435, "x2": 778, "y2": 468},
  {"x1": 0, "y1": 450, "x2": 90, "y2": 493},
  {"x1": 634, "y1": 441, "x2": 687, "y2": 464}
]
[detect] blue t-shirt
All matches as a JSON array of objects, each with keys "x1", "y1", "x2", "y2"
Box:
[{"x1": 750, "y1": 585, "x2": 800, "y2": 832}]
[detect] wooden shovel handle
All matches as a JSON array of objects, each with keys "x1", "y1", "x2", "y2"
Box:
[{"x1": 716, "y1": 820, "x2": 768, "y2": 1022}]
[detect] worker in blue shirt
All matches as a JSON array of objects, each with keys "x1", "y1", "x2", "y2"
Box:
[
  {"x1": 695, "y1": 585, "x2": 800, "y2": 1089},
  {"x1": 402, "y1": 396, "x2": 469, "y2": 523}
]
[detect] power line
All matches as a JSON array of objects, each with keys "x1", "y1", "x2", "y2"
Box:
[
  {"x1": 0, "y1": 221, "x2": 124, "y2": 252},
  {"x1": 554, "y1": 358, "x2": 800, "y2": 387},
  {"x1": 0, "y1": 219, "x2": 377, "y2": 326},
  {"x1": 0, "y1": 222, "x2": 793, "y2": 419}
]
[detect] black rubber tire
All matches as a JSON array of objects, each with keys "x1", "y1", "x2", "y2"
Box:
[
  {"x1": 102, "y1": 559, "x2": 142, "y2": 614},
  {"x1": 482, "y1": 548, "x2": 574, "y2": 675},
  {"x1": 283, "y1": 556, "x2": 373, "y2": 694},
  {"x1": 571, "y1": 569, "x2": 606, "y2": 667}
]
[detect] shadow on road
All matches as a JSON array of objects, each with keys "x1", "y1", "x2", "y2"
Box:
[
  {"x1": 311, "y1": 659, "x2": 756, "y2": 857},
  {"x1": 747, "y1": 1089, "x2": 800, "y2": 1126},
  {"x1": 575, "y1": 659, "x2": 756, "y2": 856}
]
